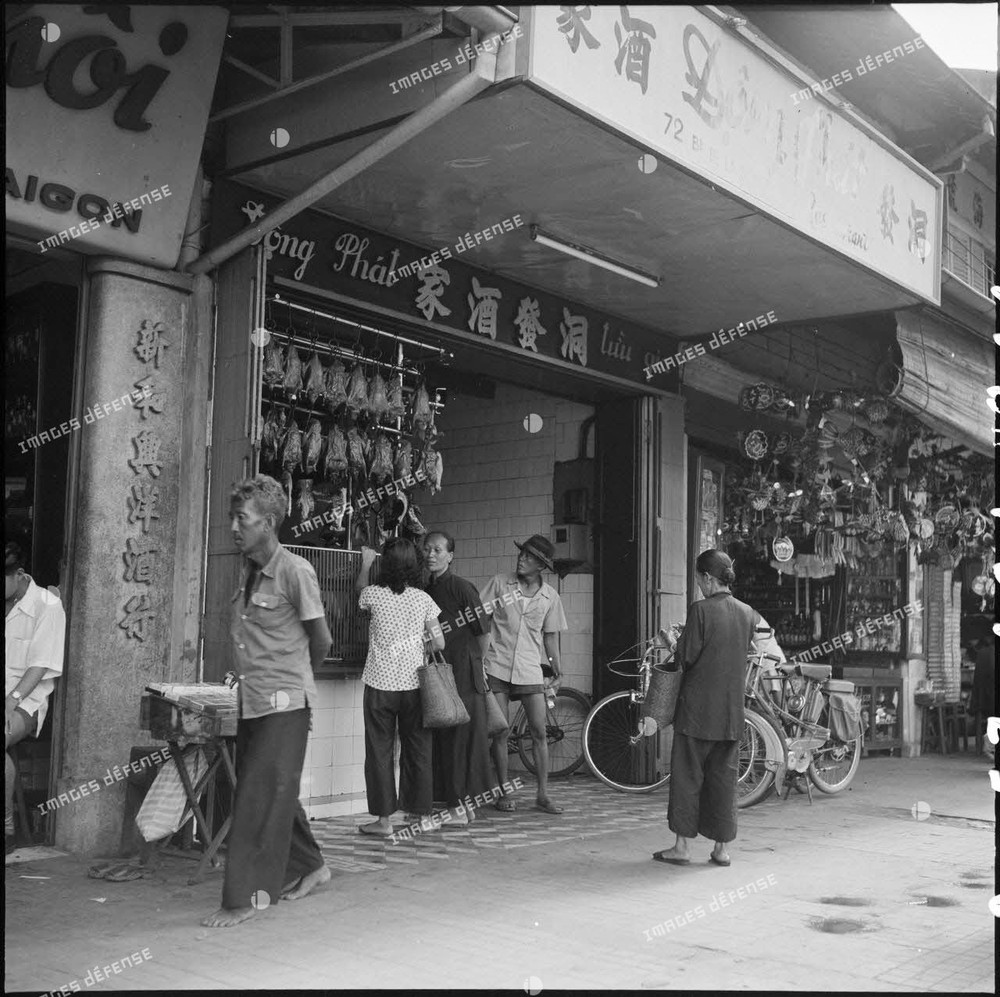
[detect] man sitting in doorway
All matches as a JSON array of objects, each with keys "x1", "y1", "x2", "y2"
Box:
[{"x1": 5, "y1": 541, "x2": 66, "y2": 854}]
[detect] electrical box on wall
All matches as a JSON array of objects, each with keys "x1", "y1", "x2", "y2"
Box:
[{"x1": 552, "y1": 523, "x2": 592, "y2": 564}]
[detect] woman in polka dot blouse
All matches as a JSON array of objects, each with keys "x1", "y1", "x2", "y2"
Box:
[{"x1": 355, "y1": 539, "x2": 444, "y2": 836}]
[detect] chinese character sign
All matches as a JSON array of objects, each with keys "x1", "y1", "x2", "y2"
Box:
[{"x1": 530, "y1": 4, "x2": 941, "y2": 303}]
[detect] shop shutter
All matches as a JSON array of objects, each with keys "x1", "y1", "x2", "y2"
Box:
[{"x1": 894, "y1": 310, "x2": 993, "y2": 455}]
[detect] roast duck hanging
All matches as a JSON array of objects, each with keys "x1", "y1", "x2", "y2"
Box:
[
  {"x1": 260, "y1": 408, "x2": 286, "y2": 468},
  {"x1": 345, "y1": 364, "x2": 369, "y2": 415},
  {"x1": 368, "y1": 371, "x2": 390, "y2": 420},
  {"x1": 369, "y1": 433, "x2": 393, "y2": 485},
  {"x1": 323, "y1": 425, "x2": 348, "y2": 480},
  {"x1": 262, "y1": 339, "x2": 285, "y2": 387},
  {"x1": 296, "y1": 479, "x2": 315, "y2": 522},
  {"x1": 393, "y1": 439, "x2": 413, "y2": 480},
  {"x1": 324, "y1": 360, "x2": 348, "y2": 413},
  {"x1": 303, "y1": 352, "x2": 325, "y2": 405},
  {"x1": 346, "y1": 427, "x2": 367, "y2": 482},
  {"x1": 420, "y1": 441, "x2": 444, "y2": 494},
  {"x1": 386, "y1": 379, "x2": 406, "y2": 420},
  {"x1": 281, "y1": 416, "x2": 303, "y2": 471},
  {"x1": 302, "y1": 418, "x2": 324, "y2": 475},
  {"x1": 410, "y1": 380, "x2": 432, "y2": 437},
  {"x1": 283, "y1": 344, "x2": 304, "y2": 396}
]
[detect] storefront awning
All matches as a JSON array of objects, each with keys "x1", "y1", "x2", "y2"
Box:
[{"x1": 893, "y1": 310, "x2": 994, "y2": 455}]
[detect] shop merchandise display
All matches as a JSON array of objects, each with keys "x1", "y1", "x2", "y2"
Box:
[{"x1": 255, "y1": 311, "x2": 445, "y2": 551}]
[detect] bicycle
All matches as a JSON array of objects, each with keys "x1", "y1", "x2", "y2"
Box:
[
  {"x1": 582, "y1": 630, "x2": 674, "y2": 793},
  {"x1": 506, "y1": 686, "x2": 591, "y2": 778},
  {"x1": 738, "y1": 645, "x2": 863, "y2": 807}
]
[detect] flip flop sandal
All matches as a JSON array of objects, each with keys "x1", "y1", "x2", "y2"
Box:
[
  {"x1": 358, "y1": 823, "x2": 393, "y2": 837},
  {"x1": 280, "y1": 877, "x2": 303, "y2": 897},
  {"x1": 494, "y1": 796, "x2": 516, "y2": 812},
  {"x1": 534, "y1": 799, "x2": 564, "y2": 815},
  {"x1": 105, "y1": 865, "x2": 144, "y2": 882},
  {"x1": 652, "y1": 851, "x2": 690, "y2": 865},
  {"x1": 709, "y1": 853, "x2": 731, "y2": 867}
]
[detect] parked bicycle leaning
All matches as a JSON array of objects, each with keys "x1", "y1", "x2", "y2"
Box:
[{"x1": 653, "y1": 549, "x2": 760, "y2": 868}]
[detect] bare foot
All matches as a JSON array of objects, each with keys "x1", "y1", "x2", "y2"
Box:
[
  {"x1": 652, "y1": 846, "x2": 690, "y2": 864},
  {"x1": 281, "y1": 877, "x2": 301, "y2": 897},
  {"x1": 283, "y1": 864, "x2": 331, "y2": 901},
  {"x1": 710, "y1": 844, "x2": 731, "y2": 865},
  {"x1": 201, "y1": 906, "x2": 256, "y2": 928}
]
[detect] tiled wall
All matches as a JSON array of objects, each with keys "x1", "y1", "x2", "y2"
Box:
[{"x1": 300, "y1": 380, "x2": 596, "y2": 815}]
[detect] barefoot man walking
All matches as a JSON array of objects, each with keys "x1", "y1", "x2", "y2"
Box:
[{"x1": 203, "y1": 475, "x2": 332, "y2": 927}]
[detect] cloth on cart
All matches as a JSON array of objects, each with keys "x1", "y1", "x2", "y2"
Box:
[
  {"x1": 135, "y1": 746, "x2": 207, "y2": 842},
  {"x1": 827, "y1": 691, "x2": 863, "y2": 741}
]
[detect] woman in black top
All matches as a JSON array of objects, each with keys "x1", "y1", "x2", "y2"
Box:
[
  {"x1": 654, "y1": 549, "x2": 759, "y2": 867},
  {"x1": 424, "y1": 531, "x2": 494, "y2": 824}
]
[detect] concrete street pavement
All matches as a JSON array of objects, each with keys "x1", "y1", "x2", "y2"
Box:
[{"x1": 5, "y1": 753, "x2": 996, "y2": 992}]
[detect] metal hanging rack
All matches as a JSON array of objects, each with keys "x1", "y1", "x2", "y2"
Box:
[{"x1": 269, "y1": 293, "x2": 452, "y2": 363}]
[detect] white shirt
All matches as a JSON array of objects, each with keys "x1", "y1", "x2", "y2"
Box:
[
  {"x1": 358, "y1": 585, "x2": 441, "y2": 691},
  {"x1": 6, "y1": 577, "x2": 66, "y2": 733},
  {"x1": 751, "y1": 615, "x2": 786, "y2": 669}
]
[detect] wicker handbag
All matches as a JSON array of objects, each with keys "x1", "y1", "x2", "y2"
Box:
[
  {"x1": 484, "y1": 685, "x2": 510, "y2": 737},
  {"x1": 418, "y1": 650, "x2": 470, "y2": 729},
  {"x1": 640, "y1": 660, "x2": 683, "y2": 729}
]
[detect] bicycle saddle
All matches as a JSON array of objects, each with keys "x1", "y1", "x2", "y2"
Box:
[{"x1": 778, "y1": 662, "x2": 833, "y2": 682}]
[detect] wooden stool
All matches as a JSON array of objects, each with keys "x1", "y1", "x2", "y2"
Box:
[{"x1": 920, "y1": 705, "x2": 948, "y2": 755}]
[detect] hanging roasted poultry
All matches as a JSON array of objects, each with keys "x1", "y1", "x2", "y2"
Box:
[
  {"x1": 345, "y1": 364, "x2": 369, "y2": 415},
  {"x1": 346, "y1": 427, "x2": 367, "y2": 483},
  {"x1": 367, "y1": 370, "x2": 390, "y2": 420},
  {"x1": 419, "y1": 441, "x2": 444, "y2": 494},
  {"x1": 324, "y1": 359, "x2": 348, "y2": 413},
  {"x1": 260, "y1": 407, "x2": 284, "y2": 468},
  {"x1": 281, "y1": 415, "x2": 303, "y2": 474},
  {"x1": 410, "y1": 380, "x2": 432, "y2": 438},
  {"x1": 369, "y1": 433, "x2": 393, "y2": 485},
  {"x1": 386, "y1": 378, "x2": 406, "y2": 420},
  {"x1": 283, "y1": 343, "x2": 304, "y2": 396},
  {"x1": 302, "y1": 418, "x2": 324, "y2": 475},
  {"x1": 302, "y1": 352, "x2": 325, "y2": 405},
  {"x1": 322, "y1": 425, "x2": 348, "y2": 481},
  {"x1": 296, "y1": 478, "x2": 315, "y2": 523},
  {"x1": 262, "y1": 339, "x2": 284, "y2": 387}
]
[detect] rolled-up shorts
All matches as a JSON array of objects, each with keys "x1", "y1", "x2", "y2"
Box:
[{"x1": 488, "y1": 676, "x2": 544, "y2": 701}]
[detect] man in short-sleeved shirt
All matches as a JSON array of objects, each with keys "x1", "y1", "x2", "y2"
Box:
[
  {"x1": 480, "y1": 535, "x2": 568, "y2": 815},
  {"x1": 203, "y1": 475, "x2": 332, "y2": 929},
  {"x1": 6, "y1": 541, "x2": 65, "y2": 853}
]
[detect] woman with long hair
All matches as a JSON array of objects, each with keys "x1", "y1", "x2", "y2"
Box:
[
  {"x1": 654, "y1": 549, "x2": 760, "y2": 867},
  {"x1": 424, "y1": 531, "x2": 494, "y2": 825},
  {"x1": 355, "y1": 538, "x2": 444, "y2": 836}
]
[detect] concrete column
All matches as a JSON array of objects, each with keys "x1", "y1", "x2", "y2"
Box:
[
  {"x1": 54, "y1": 258, "x2": 213, "y2": 856},
  {"x1": 657, "y1": 394, "x2": 688, "y2": 628}
]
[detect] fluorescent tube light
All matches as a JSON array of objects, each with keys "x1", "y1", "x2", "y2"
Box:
[{"x1": 530, "y1": 225, "x2": 660, "y2": 288}]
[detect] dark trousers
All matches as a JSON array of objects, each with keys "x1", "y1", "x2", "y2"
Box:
[
  {"x1": 363, "y1": 685, "x2": 432, "y2": 817},
  {"x1": 667, "y1": 732, "x2": 739, "y2": 843},
  {"x1": 222, "y1": 709, "x2": 324, "y2": 910}
]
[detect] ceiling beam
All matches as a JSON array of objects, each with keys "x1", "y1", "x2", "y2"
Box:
[
  {"x1": 210, "y1": 17, "x2": 443, "y2": 123},
  {"x1": 230, "y1": 11, "x2": 432, "y2": 28}
]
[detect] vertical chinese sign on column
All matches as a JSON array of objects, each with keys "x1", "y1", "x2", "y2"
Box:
[{"x1": 119, "y1": 321, "x2": 169, "y2": 642}]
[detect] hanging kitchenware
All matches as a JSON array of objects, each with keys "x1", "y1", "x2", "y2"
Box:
[{"x1": 772, "y1": 536, "x2": 794, "y2": 562}]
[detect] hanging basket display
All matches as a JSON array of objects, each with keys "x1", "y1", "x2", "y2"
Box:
[{"x1": 934, "y1": 505, "x2": 960, "y2": 531}]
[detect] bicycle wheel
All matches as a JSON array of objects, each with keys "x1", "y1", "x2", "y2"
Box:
[
  {"x1": 737, "y1": 709, "x2": 780, "y2": 808},
  {"x1": 582, "y1": 691, "x2": 670, "y2": 793},
  {"x1": 808, "y1": 705, "x2": 862, "y2": 794},
  {"x1": 515, "y1": 687, "x2": 590, "y2": 777}
]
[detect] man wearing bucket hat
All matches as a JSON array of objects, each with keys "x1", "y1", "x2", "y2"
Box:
[{"x1": 479, "y1": 535, "x2": 568, "y2": 814}]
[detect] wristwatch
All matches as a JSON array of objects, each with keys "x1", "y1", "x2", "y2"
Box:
[{"x1": 10, "y1": 690, "x2": 22, "y2": 702}]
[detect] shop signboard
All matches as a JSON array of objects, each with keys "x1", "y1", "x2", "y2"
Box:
[
  {"x1": 211, "y1": 181, "x2": 681, "y2": 391},
  {"x1": 6, "y1": 4, "x2": 228, "y2": 268},
  {"x1": 527, "y1": 5, "x2": 942, "y2": 305}
]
